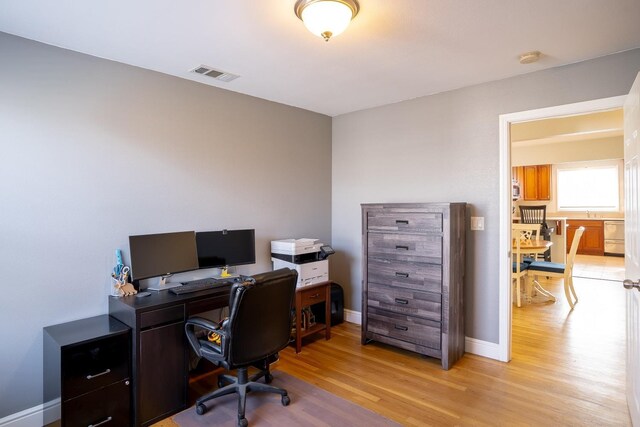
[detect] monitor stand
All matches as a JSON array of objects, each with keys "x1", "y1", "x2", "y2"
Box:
[{"x1": 147, "y1": 275, "x2": 182, "y2": 291}]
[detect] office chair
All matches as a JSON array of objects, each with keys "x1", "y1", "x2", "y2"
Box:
[
  {"x1": 519, "y1": 205, "x2": 550, "y2": 261},
  {"x1": 184, "y1": 268, "x2": 298, "y2": 427}
]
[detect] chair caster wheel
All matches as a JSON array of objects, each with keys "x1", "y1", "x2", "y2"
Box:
[
  {"x1": 196, "y1": 403, "x2": 207, "y2": 415},
  {"x1": 265, "y1": 373, "x2": 273, "y2": 384},
  {"x1": 281, "y1": 394, "x2": 290, "y2": 406},
  {"x1": 238, "y1": 417, "x2": 248, "y2": 427}
]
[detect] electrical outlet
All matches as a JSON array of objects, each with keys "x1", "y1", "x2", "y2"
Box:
[{"x1": 471, "y1": 217, "x2": 485, "y2": 231}]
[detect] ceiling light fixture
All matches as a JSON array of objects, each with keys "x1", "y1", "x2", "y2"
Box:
[{"x1": 294, "y1": 0, "x2": 360, "y2": 42}]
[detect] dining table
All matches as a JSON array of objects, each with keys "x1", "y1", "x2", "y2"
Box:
[{"x1": 514, "y1": 238, "x2": 555, "y2": 303}]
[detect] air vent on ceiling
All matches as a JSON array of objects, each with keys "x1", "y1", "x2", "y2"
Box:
[{"x1": 191, "y1": 65, "x2": 239, "y2": 82}]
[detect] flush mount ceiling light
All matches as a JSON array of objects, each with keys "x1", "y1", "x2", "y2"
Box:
[{"x1": 294, "y1": 0, "x2": 360, "y2": 42}]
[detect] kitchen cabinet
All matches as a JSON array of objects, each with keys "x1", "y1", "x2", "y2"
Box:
[
  {"x1": 517, "y1": 165, "x2": 551, "y2": 201},
  {"x1": 513, "y1": 165, "x2": 550, "y2": 201},
  {"x1": 567, "y1": 220, "x2": 604, "y2": 256}
]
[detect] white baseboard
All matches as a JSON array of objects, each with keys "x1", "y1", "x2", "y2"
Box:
[
  {"x1": 0, "y1": 399, "x2": 60, "y2": 427},
  {"x1": 344, "y1": 308, "x2": 361, "y2": 325},
  {"x1": 343, "y1": 309, "x2": 500, "y2": 361},
  {"x1": 464, "y1": 336, "x2": 501, "y2": 360}
]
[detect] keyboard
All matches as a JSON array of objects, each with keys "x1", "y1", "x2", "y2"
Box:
[{"x1": 170, "y1": 278, "x2": 232, "y2": 295}]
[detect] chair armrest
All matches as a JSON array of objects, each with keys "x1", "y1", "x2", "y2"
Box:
[{"x1": 185, "y1": 316, "x2": 229, "y2": 358}]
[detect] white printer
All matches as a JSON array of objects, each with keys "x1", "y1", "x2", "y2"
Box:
[{"x1": 271, "y1": 238, "x2": 334, "y2": 287}]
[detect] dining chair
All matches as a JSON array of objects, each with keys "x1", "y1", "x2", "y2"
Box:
[
  {"x1": 512, "y1": 223, "x2": 540, "y2": 307},
  {"x1": 519, "y1": 205, "x2": 550, "y2": 261},
  {"x1": 527, "y1": 226, "x2": 585, "y2": 309},
  {"x1": 513, "y1": 223, "x2": 542, "y2": 265}
]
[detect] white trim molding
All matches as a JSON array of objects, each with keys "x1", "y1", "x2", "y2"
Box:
[
  {"x1": 344, "y1": 308, "x2": 361, "y2": 325},
  {"x1": 0, "y1": 399, "x2": 60, "y2": 427},
  {"x1": 498, "y1": 95, "x2": 627, "y2": 363}
]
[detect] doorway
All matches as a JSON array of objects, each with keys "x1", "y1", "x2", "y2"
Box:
[{"x1": 498, "y1": 95, "x2": 627, "y2": 361}]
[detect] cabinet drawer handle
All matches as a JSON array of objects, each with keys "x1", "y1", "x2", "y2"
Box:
[
  {"x1": 394, "y1": 325, "x2": 408, "y2": 331},
  {"x1": 86, "y1": 369, "x2": 111, "y2": 380},
  {"x1": 395, "y1": 272, "x2": 409, "y2": 278},
  {"x1": 395, "y1": 220, "x2": 409, "y2": 225},
  {"x1": 308, "y1": 293, "x2": 320, "y2": 299},
  {"x1": 394, "y1": 298, "x2": 409, "y2": 305},
  {"x1": 395, "y1": 245, "x2": 409, "y2": 251},
  {"x1": 89, "y1": 416, "x2": 112, "y2": 427}
]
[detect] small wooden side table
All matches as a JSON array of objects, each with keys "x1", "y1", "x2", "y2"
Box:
[{"x1": 294, "y1": 281, "x2": 332, "y2": 353}]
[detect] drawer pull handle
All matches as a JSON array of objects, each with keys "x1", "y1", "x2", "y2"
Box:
[
  {"x1": 395, "y1": 220, "x2": 409, "y2": 225},
  {"x1": 309, "y1": 293, "x2": 320, "y2": 299},
  {"x1": 86, "y1": 369, "x2": 111, "y2": 380},
  {"x1": 89, "y1": 416, "x2": 113, "y2": 427},
  {"x1": 395, "y1": 272, "x2": 409, "y2": 278},
  {"x1": 394, "y1": 298, "x2": 409, "y2": 305},
  {"x1": 395, "y1": 245, "x2": 409, "y2": 251},
  {"x1": 394, "y1": 325, "x2": 408, "y2": 331}
]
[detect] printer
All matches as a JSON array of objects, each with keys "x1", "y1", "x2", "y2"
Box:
[{"x1": 271, "y1": 238, "x2": 334, "y2": 288}]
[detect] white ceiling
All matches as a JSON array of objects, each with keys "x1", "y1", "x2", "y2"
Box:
[{"x1": 1, "y1": 0, "x2": 640, "y2": 117}]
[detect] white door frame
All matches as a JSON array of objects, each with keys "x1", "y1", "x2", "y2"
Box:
[{"x1": 497, "y1": 95, "x2": 627, "y2": 362}]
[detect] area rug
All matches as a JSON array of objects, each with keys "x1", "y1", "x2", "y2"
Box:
[{"x1": 172, "y1": 371, "x2": 400, "y2": 426}]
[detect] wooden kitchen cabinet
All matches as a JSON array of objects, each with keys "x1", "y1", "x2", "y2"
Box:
[
  {"x1": 566, "y1": 220, "x2": 604, "y2": 256},
  {"x1": 516, "y1": 164, "x2": 550, "y2": 201}
]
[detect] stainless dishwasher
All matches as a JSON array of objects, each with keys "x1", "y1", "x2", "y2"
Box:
[{"x1": 604, "y1": 220, "x2": 625, "y2": 256}]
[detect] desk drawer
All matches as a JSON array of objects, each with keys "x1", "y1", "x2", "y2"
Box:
[
  {"x1": 368, "y1": 284, "x2": 441, "y2": 322},
  {"x1": 368, "y1": 308, "x2": 441, "y2": 350},
  {"x1": 368, "y1": 233, "x2": 442, "y2": 263},
  {"x1": 140, "y1": 305, "x2": 184, "y2": 329},
  {"x1": 367, "y1": 212, "x2": 442, "y2": 232},
  {"x1": 368, "y1": 259, "x2": 441, "y2": 293},
  {"x1": 62, "y1": 334, "x2": 129, "y2": 400},
  {"x1": 63, "y1": 379, "x2": 130, "y2": 427}
]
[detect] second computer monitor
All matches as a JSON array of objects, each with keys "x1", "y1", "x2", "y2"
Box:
[{"x1": 196, "y1": 229, "x2": 256, "y2": 269}]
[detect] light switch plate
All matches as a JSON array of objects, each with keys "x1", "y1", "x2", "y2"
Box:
[{"x1": 471, "y1": 216, "x2": 485, "y2": 231}]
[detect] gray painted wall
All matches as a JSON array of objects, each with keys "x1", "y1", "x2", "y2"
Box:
[
  {"x1": 0, "y1": 33, "x2": 331, "y2": 417},
  {"x1": 331, "y1": 48, "x2": 640, "y2": 343}
]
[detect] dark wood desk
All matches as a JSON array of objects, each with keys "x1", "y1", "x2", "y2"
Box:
[{"x1": 108, "y1": 284, "x2": 231, "y2": 427}]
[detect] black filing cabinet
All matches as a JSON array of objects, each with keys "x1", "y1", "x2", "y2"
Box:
[{"x1": 43, "y1": 314, "x2": 131, "y2": 427}]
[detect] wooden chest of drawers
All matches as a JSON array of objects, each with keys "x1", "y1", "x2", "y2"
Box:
[{"x1": 361, "y1": 203, "x2": 466, "y2": 370}]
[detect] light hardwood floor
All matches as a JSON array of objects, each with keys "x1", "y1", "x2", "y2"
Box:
[{"x1": 156, "y1": 274, "x2": 629, "y2": 426}]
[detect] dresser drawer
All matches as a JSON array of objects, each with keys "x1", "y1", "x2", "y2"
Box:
[
  {"x1": 63, "y1": 379, "x2": 130, "y2": 427},
  {"x1": 368, "y1": 233, "x2": 442, "y2": 263},
  {"x1": 368, "y1": 259, "x2": 441, "y2": 293},
  {"x1": 367, "y1": 212, "x2": 442, "y2": 232},
  {"x1": 62, "y1": 333, "x2": 129, "y2": 400},
  {"x1": 368, "y1": 284, "x2": 441, "y2": 322},
  {"x1": 368, "y1": 308, "x2": 441, "y2": 350}
]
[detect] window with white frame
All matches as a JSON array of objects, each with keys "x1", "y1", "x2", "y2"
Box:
[{"x1": 556, "y1": 164, "x2": 619, "y2": 211}]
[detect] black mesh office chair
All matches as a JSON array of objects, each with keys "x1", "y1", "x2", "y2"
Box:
[
  {"x1": 519, "y1": 205, "x2": 551, "y2": 261},
  {"x1": 185, "y1": 268, "x2": 298, "y2": 427}
]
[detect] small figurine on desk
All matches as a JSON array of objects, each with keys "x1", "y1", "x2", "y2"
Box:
[{"x1": 111, "y1": 258, "x2": 137, "y2": 297}]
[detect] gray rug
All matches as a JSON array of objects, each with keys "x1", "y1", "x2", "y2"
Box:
[{"x1": 172, "y1": 371, "x2": 399, "y2": 426}]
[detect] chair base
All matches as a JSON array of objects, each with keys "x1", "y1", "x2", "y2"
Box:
[{"x1": 195, "y1": 362, "x2": 290, "y2": 427}]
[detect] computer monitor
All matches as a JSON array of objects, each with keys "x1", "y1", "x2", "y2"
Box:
[
  {"x1": 128, "y1": 231, "x2": 199, "y2": 282},
  {"x1": 196, "y1": 229, "x2": 256, "y2": 271}
]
